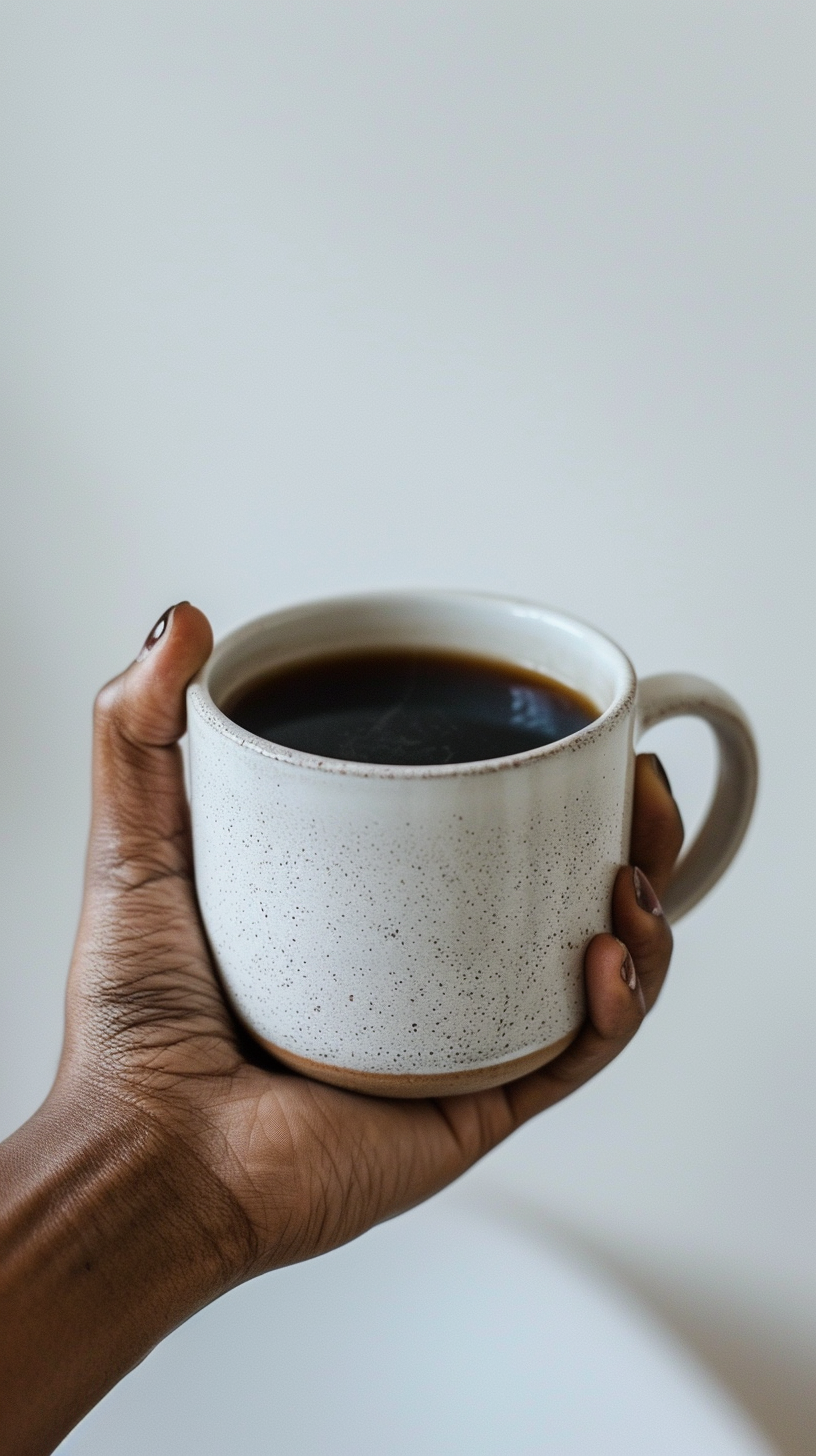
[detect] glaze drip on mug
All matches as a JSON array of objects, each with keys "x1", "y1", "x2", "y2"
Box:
[{"x1": 223, "y1": 648, "x2": 600, "y2": 766}]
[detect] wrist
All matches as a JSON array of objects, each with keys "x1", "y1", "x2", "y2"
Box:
[{"x1": 0, "y1": 1082, "x2": 252, "y2": 1456}]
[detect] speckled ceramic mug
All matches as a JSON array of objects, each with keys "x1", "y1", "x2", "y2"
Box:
[{"x1": 187, "y1": 592, "x2": 757, "y2": 1097}]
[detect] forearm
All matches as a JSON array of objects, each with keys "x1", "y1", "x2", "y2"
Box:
[{"x1": 0, "y1": 1087, "x2": 245, "y2": 1456}]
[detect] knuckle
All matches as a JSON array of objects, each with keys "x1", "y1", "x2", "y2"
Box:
[
  {"x1": 626, "y1": 920, "x2": 660, "y2": 960},
  {"x1": 94, "y1": 676, "x2": 127, "y2": 733},
  {"x1": 621, "y1": 913, "x2": 673, "y2": 967},
  {"x1": 645, "y1": 922, "x2": 674, "y2": 968}
]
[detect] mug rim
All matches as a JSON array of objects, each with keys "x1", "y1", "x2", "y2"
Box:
[{"x1": 187, "y1": 589, "x2": 637, "y2": 779}]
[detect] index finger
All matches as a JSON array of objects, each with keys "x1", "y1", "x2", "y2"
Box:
[{"x1": 629, "y1": 753, "x2": 684, "y2": 901}]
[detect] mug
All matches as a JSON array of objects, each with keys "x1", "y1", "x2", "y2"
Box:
[{"x1": 187, "y1": 591, "x2": 757, "y2": 1097}]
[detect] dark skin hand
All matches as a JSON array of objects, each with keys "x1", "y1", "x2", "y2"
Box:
[{"x1": 0, "y1": 603, "x2": 684, "y2": 1456}]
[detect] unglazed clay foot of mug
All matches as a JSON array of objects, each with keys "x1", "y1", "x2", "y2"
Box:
[{"x1": 261, "y1": 1028, "x2": 580, "y2": 1098}]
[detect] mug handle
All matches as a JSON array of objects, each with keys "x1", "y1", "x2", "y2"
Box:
[{"x1": 635, "y1": 674, "x2": 758, "y2": 923}]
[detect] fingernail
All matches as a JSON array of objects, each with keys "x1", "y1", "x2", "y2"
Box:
[
  {"x1": 633, "y1": 866, "x2": 663, "y2": 917},
  {"x1": 137, "y1": 605, "x2": 176, "y2": 662},
  {"x1": 650, "y1": 753, "x2": 673, "y2": 797},
  {"x1": 619, "y1": 944, "x2": 638, "y2": 992}
]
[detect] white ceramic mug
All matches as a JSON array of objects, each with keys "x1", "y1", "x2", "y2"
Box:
[{"x1": 187, "y1": 591, "x2": 757, "y2": 1097}]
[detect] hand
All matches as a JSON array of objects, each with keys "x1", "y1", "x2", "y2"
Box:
[{"x1": 0, "y1": 603, "x2": 683, "y2": 1456}]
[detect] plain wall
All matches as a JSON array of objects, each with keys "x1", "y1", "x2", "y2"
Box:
[{"x1": 1, "y1": 3, "x2": 813, "y2": 1450}]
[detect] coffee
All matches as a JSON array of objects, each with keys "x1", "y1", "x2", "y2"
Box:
[{"x1": 223, "y1": 648, "x2": 599, "y2": 766}]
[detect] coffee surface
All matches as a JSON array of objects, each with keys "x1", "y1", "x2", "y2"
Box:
[{"x1": 223, "y1": 648, "x2": 599, "y2": 766}]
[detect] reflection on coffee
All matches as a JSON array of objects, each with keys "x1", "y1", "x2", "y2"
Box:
[{"x1": 223, "y1": 648, "x2": 599, "y2": 766}]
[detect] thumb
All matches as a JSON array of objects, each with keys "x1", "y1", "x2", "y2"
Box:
[{"x1": 88, "y1": 602, "x2": 213, "y2": 889}]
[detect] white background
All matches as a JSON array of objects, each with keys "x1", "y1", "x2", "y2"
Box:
[{"x1": 0, "y1": 4, "x2": 813, "y2": 1452}]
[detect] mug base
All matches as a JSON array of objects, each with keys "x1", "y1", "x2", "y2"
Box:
[{"x1": 259, "y1": 1028, "x2": 580, "y2": 1098}]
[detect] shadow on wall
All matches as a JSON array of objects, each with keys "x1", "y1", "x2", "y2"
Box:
[{"x1": 478, "y1": 1195, "x2": 815, "y2": 1456}]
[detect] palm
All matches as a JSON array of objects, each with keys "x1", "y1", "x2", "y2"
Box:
[{"x1": 62, "y1": 603, "x2": 679, "y2": 1277}]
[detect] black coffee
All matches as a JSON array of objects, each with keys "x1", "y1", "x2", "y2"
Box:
[{"x1": 223, "y1": 648, "x2": 599, "y2": 767}]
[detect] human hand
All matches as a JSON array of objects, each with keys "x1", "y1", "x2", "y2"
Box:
[
  {"x1": 68, "y1": 602, "x2": 682, "y2": 1271},
  {"x1": 0, "y1": 602, "x2": 682, "y2": 1455}
]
